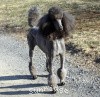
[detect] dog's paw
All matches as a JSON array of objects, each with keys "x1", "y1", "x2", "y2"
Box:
[{"x1": 32, "y1": 75, "x2": 37, "y2": 80}]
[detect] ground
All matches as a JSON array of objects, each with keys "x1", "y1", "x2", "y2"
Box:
[
  {"x1": 0, "y1": 33, "x2": 100, "y2": 97},
  {"x1": 0, "y1": 0, "x2": 100, "y2": 96}
]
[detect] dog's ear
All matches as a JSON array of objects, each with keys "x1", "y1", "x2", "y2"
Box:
[
  {"x1": 62, "y1": 12, "x2": 75, "y2": 36},
  {"x1": 38, "y1": 14, "x2": 49, "y2": 29},
  {"x1": 38, "y1": 14, "x2": 55, "y2": 37}
]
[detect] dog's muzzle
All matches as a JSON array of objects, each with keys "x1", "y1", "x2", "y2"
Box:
[{"x1": 56, "y1": 19, "x2": 63, "y2": 31}]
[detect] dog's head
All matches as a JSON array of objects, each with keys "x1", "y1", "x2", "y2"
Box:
[
  {"x1": 38, "y1": 7, "x2": 75, "y2": 38},
  {"x1": 48, "y1": 7, "x2": 63, "y2": 31},
  {"x1": 48, "y1": 7, "x2": 75, "y2": 36}
]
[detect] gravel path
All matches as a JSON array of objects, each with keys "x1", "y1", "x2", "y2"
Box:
[{"x1": 0, "y1": 33, "x2": 100, "y2": 97}]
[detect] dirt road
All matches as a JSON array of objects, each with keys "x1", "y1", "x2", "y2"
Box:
[{"x1": 0, "y1": 33, "x2": 100, "y2": 97}]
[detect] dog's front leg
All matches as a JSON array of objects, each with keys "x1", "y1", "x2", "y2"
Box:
[{"x1": 57, "y1": 53, "x2": 67, "y2": 86}]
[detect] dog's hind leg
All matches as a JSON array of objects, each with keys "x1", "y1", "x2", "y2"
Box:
[
  {"x1": 57, "y1": 53, "x2": 67, "y2": 86},
  {"x1": 46, "y1": 55, "x2": 51, "y2": 73},
  {"x1": 29, "y1": 48, "x2": 37, "y2": 79},
  {"x1": 48, "y1": 56, "x2": 58, "y2": 93},
  {"x1": 27, "y1": 33, "x2": 37, "y2": 79}
]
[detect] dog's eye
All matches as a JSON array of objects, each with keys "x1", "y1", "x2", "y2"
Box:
[{"x1": 55, "y1": 14, "x2": 62, "y2": 19}]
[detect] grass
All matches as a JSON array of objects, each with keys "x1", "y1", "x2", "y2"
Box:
[{"x1": 0, "y1": 0, "x2": 100, "y2": 58}]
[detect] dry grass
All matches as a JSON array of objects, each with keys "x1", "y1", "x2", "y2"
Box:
[
  {"x1": 0, "y1": 0, "x2": 100, "y2": 59},
  {"x1": 69, "y1": 11, "x2": 100, "y2": 56}
]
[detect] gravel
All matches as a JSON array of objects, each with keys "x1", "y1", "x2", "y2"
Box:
[{"x1": 0, "y1": 33, "x2": 100, "y2": 97}]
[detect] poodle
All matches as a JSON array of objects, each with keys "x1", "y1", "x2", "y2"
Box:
[{"x1": 27, "y1": 6, "x2": 75, "y2": 93}]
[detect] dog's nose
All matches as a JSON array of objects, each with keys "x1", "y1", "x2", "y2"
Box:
[
  {"x1": 59, "y1": 26, "x2": 63, "y2": 31},
  {"x1": 56, "y1": 19, "x2": 63, "y2": 31}
]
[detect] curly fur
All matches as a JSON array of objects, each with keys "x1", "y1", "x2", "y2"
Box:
[
  {"x1": 27, "y1": 6, "x2": 75, "y2": 93},
  {"x1": 38, "y1": 7, "x2": 75, "y2": 39},
  {"x1": 28, "y1": 6, "x2": 75, "y2": 39},
  {"x1": 28, "y1": 7, "x2": 40, "y2": 27}
]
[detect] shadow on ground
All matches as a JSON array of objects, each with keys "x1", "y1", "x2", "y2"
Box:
[
  {"x1": 65, "y1": 42, "x2": 83, "y2": 55},
  {"x1": 0, "y1": 83, "x2": 51, "y2": 95},
  {"x1": 0, "y1": 74, "x2": 53, "y2": 95},
  {"x1": 0, "y1": 83, "x2": 47, "y2": 89},
  {"x1": 0, "y1": 90, "x2": 53, "y2": 95},
  {"x1": 0, "y1": 74, "x2": 48, "y2": 81},
  {"x1": 94, "y1": 57, "x2": 100, "y2": 64}
]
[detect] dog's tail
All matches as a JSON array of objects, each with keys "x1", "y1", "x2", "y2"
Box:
[{"x1": 28, "y1": 7, "x2": 40, "y2": 27}]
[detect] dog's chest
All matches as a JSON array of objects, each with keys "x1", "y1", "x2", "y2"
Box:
[{"x1": 53, "y1": 38, "x2": 65, "y2": 55}]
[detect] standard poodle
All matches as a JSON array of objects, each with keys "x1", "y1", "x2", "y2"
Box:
[{"x1": 27, "y1": 6, "x2": 75, "y2": 93}]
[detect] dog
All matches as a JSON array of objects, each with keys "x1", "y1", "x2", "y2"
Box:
[{"x1": 27, "y1": 6, "x2": 75, "y2": 93}]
